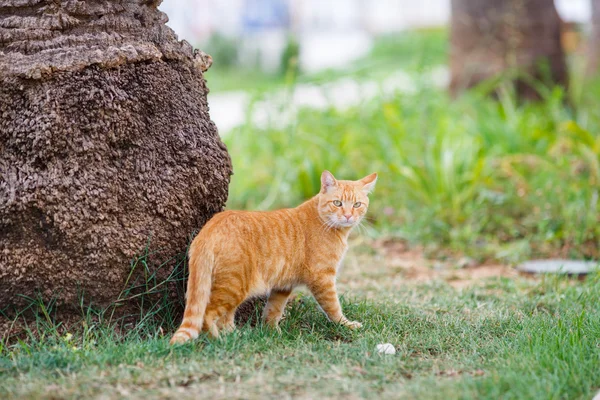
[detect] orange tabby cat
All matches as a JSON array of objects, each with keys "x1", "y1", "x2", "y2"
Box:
[{"x1": 170, "y1": 170, "x2": 377, "y2": 344}]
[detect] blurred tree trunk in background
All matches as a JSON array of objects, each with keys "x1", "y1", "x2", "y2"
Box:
[
  {"x1": 0, "y1": 0, "x2": 232, "y2": 318},
  {"x1": 449, "y1": 0, "x2": 568, "y2": 99},
  {"x1": 589, "y1": 0, "x2": 600, "y2": 75}
]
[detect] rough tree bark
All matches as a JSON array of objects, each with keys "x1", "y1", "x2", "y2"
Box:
[
  {"x1": 449, "y1": 0, "x2": 568, "y2": 99},
  {"x1": 589, "y1": 0, "x2": 600, "y2": 75},
  {"x1": 0, "y1": 1, "x2": 232, "y2": 314}
]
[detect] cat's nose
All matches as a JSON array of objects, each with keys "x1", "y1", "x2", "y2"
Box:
[{"x1": 344, "y1": 214, "x2": 352, "y2": 221}]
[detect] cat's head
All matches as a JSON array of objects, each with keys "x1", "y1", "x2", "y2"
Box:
[{"x1": 317, "y1": 170, "x2": 377, "y2": 229}]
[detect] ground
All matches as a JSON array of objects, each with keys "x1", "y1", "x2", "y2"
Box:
[
  {"x1": 1, "y1": 237, "x2": 598, "y2": 399},
  {"x1": 2, "y1": 28, "x2": 600, "y2": 400},
  {"x1": 340, "y1": 237, "x2": 520, "y2": 295}
]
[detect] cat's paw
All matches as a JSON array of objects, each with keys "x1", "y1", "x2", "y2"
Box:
[
  {"x1": 169, "y1": 334, "x2": 190, "y2": 345},
  {"x1": 343, "y1": 320, "x2": 363, "y2": 329},
  {"x1": 265, "y1": 320, "x2": 283, "y2": 333}
]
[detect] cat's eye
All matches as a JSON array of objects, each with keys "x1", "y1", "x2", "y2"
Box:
[
  {"x1": 353, "y1": 202, "x2": 362, "y2": 208},
  {"x1": 333, "y1": 200, "x2": 342, "y2": 207}
]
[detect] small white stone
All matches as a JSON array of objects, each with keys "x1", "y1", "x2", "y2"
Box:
[{"x1": 376, "y1": 343, "x2": 396, "y2": 355}]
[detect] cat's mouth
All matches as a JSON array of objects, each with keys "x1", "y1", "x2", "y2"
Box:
[{"x1": 332, "y1": 218, "x2": 357, "y2": 228}]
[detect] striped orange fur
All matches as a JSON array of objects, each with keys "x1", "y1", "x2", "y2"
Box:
[{"x1": 170, "y1": 170, "x2": 377, "y2": 344}]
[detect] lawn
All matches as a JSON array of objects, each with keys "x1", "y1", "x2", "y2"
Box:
[
  {"x1": 2, "y1": 29, "x2": 600, "y2": 399},
  {"x1": 1, "y1": 241, "x2": 599, "y2": 399}
]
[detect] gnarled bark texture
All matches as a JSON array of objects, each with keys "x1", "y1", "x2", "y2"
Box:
[
  {"x1": 449, "y1": 0, "x2": 567, "y2": 99},
  {"x1": 0, "y1": 1, "x2": 232, "y2": 312}
]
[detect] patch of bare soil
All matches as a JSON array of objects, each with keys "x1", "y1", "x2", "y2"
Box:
[{"x1": 337, "y1": 237, "x2": 527, "y2": 297}]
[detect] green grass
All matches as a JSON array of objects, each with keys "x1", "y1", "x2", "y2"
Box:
[{"x1": 1, "y1": 273, "x2": 599, "y2": 399}]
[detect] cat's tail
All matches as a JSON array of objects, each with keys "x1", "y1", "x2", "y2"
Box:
[{"x1": 170, "y1": 241, "x2": 214, "y2": 344}]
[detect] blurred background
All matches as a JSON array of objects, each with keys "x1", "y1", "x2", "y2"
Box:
[
  {"x1": 158, "y1": 0, "x2": 600, "y2": 263},
  {"x1": 161, "y1": 0, "x2": 589, "y2": 73}
]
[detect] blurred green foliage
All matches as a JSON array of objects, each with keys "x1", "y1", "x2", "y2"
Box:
[
  {"x1": 196, "y1": 28, "x2": 600, "y2": 260},
  {"x1": 203, "y1": 28, "x2": 448, "y2": 92},
  {"x1": 280, "y1": 34, "x2": 300, "y2": 79},
  {"x1": 223, "y1": 54, "x2": 600, "y2": 261},
  {"x1": 202, "y1": 33, "x2": 239, "y2": 68}
]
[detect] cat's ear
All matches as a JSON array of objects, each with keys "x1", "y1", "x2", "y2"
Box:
[
  {"x1": 360, "y1": 173, "x2": 378, "y2": 194},
  {"x1": 321, "y1": 170, "x2": 337, "y2": 193}
]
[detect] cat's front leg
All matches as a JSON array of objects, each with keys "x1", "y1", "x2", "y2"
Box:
[{"x1": 308, "y1": 275, "x2": 362, "y2": 329}]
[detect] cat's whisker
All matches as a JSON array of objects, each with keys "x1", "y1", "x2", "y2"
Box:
[
  {"x1": 355, "y1": 218, "x2": 374, "y2": 236},
  {"x1": 319, "y1": 220, "x2": 330, "y2": 234},
  {"x1": 355, "y1": 221, "x2": 367, "y2": 235},
  {"x1": 321, "y1": 219, "x2": 336, "y2": 234},
  {"x1": 362, "y1": 217, "x2": 377, "y2": 228}
]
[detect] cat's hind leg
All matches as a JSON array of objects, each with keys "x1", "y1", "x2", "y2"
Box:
[
  {"x1": 216, "y1": 310, "x2": 236, "y2": 333},
  {"x1": 203, "y1": 281, "x2": 247, "y2": 338},
  {"x1": 262, "y1": 289, "x2": 292, "y2": 329},
  {"x1": 201, "y1": 311, "x2": 221, "y2": 338}
]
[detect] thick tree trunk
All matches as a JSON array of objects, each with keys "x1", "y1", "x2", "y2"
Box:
[
  {"x1": 589, "y1": 0, "x2": 600, "y2": 75},
  {"x1": 0, "y1": 1, "x2": 232, "y2": 314},
  {"x1": 449, "y1": 0, "x2": 568, "y2": 99}
]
